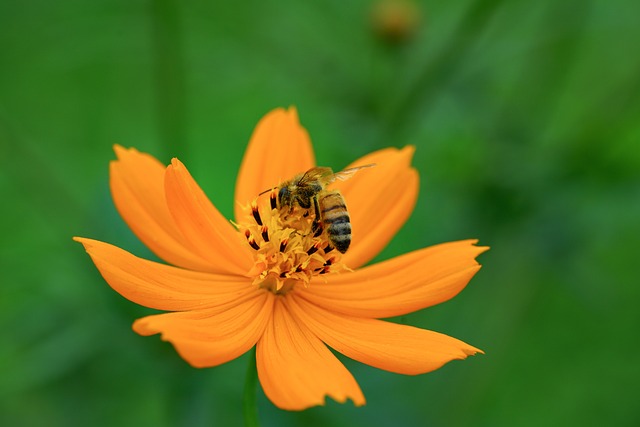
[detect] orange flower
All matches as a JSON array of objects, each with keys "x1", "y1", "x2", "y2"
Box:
[{"x1": 75, "y1": 107, "x2": 487, "y2": 410}]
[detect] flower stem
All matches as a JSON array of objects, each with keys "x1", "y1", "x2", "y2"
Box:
[{"x1": 243, "y1": 347, "x2": 260, "y2": 427}]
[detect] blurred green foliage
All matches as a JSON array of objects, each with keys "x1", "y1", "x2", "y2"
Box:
[{"x1": 1, "y1": 0, "x2": 639, "y2": 426}]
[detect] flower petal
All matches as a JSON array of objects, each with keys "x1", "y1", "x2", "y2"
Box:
[
  {"x1": 302, "y1": 240, "x2": 487, "y2": 318},
  {"x1": 74, "y1": 238, "x2": 253, "y2": 311},
  {"x1": 234, "y1": 107, "x2": 316, "y2": 222},
  {"x1": 256, "y1": 296, "x2": 365, "y2": 411},
  {"x1": 133, "y1": 291, "x2": 274, "y2": 368},
  {"x1": 164, "y1": 158, "x2": 254, "y2": 275},
  {"x1": 333, "y1": 146, "x2": 418, "y2": 268},
  {"x1": 289, "y1": 297, "x2": 482, "y2": 375},
  {"x1": 110, "y1": 145, "x2": 213, "y2": 271}
]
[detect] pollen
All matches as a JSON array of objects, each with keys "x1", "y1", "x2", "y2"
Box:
[{"x1": 239, "y1": 195, "x2": 347, "y2": 294}]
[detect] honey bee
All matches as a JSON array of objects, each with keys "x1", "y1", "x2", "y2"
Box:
[{"x1": 264, "y1": 164, "x2": 374, "y2": 253}]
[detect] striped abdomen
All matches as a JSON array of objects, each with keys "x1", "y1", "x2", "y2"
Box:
[{"x1": 320, "y1": 191, "x2": 351, "y2": 253}]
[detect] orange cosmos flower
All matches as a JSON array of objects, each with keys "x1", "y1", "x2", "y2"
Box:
[{"x1": 75, "y1": 107, "x2": 487, "y2": 411}]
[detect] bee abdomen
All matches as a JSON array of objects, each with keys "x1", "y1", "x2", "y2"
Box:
[
  {"x1": 321, "y1": 193, "x2": 352, "y2": 253},
  {"x1": 327, "y1": 218, "x2": 351, "y2": 253}
]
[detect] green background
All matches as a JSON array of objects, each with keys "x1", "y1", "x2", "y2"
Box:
[{"x1": 2, "y1": 0, "x2": 639, "y2": 425}]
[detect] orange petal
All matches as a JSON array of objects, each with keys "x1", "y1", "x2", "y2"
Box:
[
  {"x1": 74, "y1": 238, "x2": 254, "y2": 311},
  {"x1": 290, "y1": 296, "x2": 482, "y2": 375},
  {"x1": 302, "y1": 240, "x2": 487, "y2": 318},
  {"x1": 133, "y1": 291, "x2": 274, "y2": 368},
  {"x1": 333, "y1": 146, "x2": 418, "y2": 269},
  {"x1": 256, "y1": 296, "x2": 365, "y2": 411},
  {"x1": 164, "y1": 158, "x2": 254, "y2": 275},
  {"x1": 234, "y1": 107, "x2": 316, "y2": 222},
  {"x1": 110, "y1": 145, "x2": 213, "y2": 271}
]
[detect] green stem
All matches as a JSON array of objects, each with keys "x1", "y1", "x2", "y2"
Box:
[{"x1": 243, "y1": 347, "x2": 260, "y2": 427}]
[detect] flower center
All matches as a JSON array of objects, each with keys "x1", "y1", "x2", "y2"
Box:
[{"x1": 238, "y1": 192, "x2": 347, "y2": 294}]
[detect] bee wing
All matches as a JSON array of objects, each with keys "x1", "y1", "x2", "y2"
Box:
[
  {"x1": 329, "y1": 163, "x2": 376, "y2": 183},
  {"x1": 297, "y1": 167, "x2": 334, "y2": 186}
]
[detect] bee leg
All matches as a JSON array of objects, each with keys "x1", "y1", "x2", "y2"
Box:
[
  {"x1": 312, "y1": 221, "x2": 323, "y2": 237},
  {"x1": 312, "y1": 196, "x2": 323, "y2": 237}
]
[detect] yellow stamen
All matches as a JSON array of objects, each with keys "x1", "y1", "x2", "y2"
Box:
[{"x1": 238, "y1": 198, "x2": 347, "y2": 294}]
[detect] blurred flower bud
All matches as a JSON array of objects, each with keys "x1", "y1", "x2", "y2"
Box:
[{"x1": 371, "y1": 0, "x2": 422, "y2": 44}]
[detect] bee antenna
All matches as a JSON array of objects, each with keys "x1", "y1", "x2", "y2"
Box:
[{"x1": 258, "y1": 187, "x2": 275, "y2": 196}]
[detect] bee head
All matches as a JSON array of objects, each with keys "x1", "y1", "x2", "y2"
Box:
[{"x1": 278, "y1": 185, "x2": 292, "y2": 207}]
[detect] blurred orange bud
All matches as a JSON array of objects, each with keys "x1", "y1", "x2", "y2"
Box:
[{"x1": 371, "y1": 0, "x2": 422, "y2": 44}]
